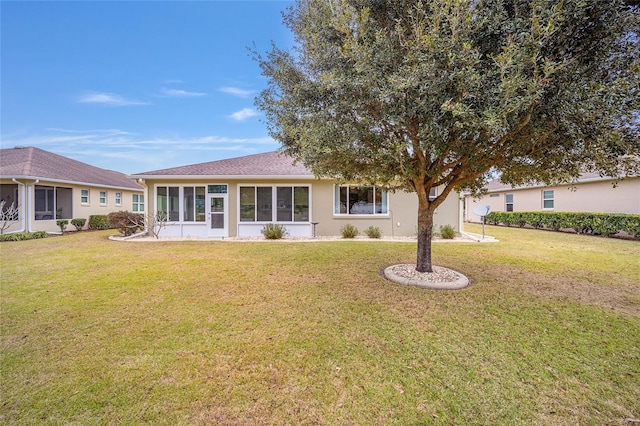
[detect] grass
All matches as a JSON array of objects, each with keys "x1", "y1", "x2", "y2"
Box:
[{"x1": 1, "y1": 225, "x2": 639, "y2": 425}]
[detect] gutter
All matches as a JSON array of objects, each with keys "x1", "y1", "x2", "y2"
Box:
[
  {"x1": 10, "y1": 179, "x2": 26, "y2": 233},
  {"x1": 1, "y1": 175, "x2": 142, "y2": 192},
  {"x1": 128, "y1": 174, "x2": 319, "y2": 181}
]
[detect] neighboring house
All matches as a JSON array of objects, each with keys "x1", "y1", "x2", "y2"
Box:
[
  {"x1": 465, "y1": 172, "x2": 640, "y2": 223},
  {"x1": 0, "y1": 146, "x2": 144, "y2": 233},
  {"x1": 130, "y1": 151, "x2": 462, "y2": 239}
]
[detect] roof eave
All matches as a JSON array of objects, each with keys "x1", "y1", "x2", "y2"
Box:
[
  {"x1": 3, "y1": 175, "x2": 143, "y2": 191},
  {"x1": 130, "y1": 174, "x2": 321, "y2": 180}
]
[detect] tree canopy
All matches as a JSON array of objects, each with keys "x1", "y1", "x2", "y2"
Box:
[{"x1": 256, "y1": 0, "x2": 639, "y2": 272}]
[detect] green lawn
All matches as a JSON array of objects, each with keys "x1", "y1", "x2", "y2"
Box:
[{"x1": 1, "y1": 225, "x2": 639, "y2": 425}]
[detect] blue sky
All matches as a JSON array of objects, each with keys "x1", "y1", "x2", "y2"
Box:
[{"x1": 1, "y1": 0, "x2": 295, "y2": 174}]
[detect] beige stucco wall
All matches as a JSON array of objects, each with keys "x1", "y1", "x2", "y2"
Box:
[
  {"x1": 141, "y1": 178, "x2": 461, "y2": 238},
  {"x1": 465, "y1": 177, "x2": 640, "y2": 222},
  {"x1": 1, "y1": 179, "x2": 143, "y2": 233}
]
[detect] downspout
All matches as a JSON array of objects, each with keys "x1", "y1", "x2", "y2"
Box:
[
  {"x1": 10, "y1": 178, "x2": 26, "y2": 233},
  {"x1": 28, "y1": 179, "x2": 39, "y2": 232},
  {"x1": 137, "y1": 178, "x2": 149, "y2": 235}
]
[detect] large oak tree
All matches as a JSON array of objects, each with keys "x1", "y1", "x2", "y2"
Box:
[{"x1": 256, "y1": 0, "x2": 639, "y2": 272}]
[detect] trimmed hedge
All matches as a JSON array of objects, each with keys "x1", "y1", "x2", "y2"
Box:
[
  {"x1": 0, "y1": 231, "x2": 48, "y2": 242},
  {"x1": 88, "y1": 215, "x2": 109, "y2": 230},
  {"x1": 485, "y1": 211, "x2": 640, "y2": 238},
  {"x1": 71, "y1": 218, "x2": 86, "y2": 231}
]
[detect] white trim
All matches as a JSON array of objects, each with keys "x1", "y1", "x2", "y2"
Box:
[
  {"x1": 236, "y1": 183, "x2": 312, "y2": 225},
  {"x1": 130, "y1": 174, "x2": 316, "y2": 180},
  {"x1": 0, "y1": 175, "x2": 142, "y2": 192},
  {"x1": 332, "y1": 184, "x2": 390, "y2": 216},
  {"x1": 80, "y1": 188, "x2": 90, "y2": 205},
  {"x1": 542, "y1": 189, "x2": 555, "y2": 210}
]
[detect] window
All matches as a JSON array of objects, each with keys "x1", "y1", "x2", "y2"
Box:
[
  {"x1": 115, "y1": 192, "x2": 122, "y2": 206},
  {"x1": 429, "y1": 187, "x2": 437, "y2": 201},
  {"x1": 293, "y1": 186, "x2": 310, "y2": 221},
  {"x1": 157, "y1": 186, "x2": 179, "y2": 221},
  {"x1": 208, "y1": 185, "x2": 227, "y2": 194},
  {"x1": 240, "y1": 185, "x2": 310, "y2": 222},
  {"x1": 542, "y1": 190, "x2": 554, "y2": 209},
  {"x1": 99, "y1": 191, "x2": 107, "y2": 205},
  {"x1": 132, "y1": 194, "x2": 144, "y2": 212},
  {"x1": 505, "y1": 193, "x2": 514, "y2": 212},
  {"x1": 334, "y1": 185, "x2": 388, "y2": 215},
  {"x1": 81, "y1": 189, "x2": 89, "y2": 204},
  {"x1": 183, "y1": 186, "x2": 206, "y2": 222},
  {"x1": 34, "y1": 185, "x2": 72, "y2": 220}
]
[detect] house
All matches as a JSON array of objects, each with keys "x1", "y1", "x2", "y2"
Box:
[
  {"x1": 130, "y1": 151, "x2": 462, "y2": 239},
  {"x1": 465, "y1": 172, "x2": 640, "y2": 222},
  {"x1": 0, "y1": 146, "x2": 144, "y2": 233}
]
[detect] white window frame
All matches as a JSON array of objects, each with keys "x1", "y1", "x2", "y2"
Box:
[
  {"x1": 115, "y1": 192, "x2": 122, "y2": 206},
  {"x1": 99, "y1": 191, "x2": 107, "y2": 206},
  {"x1": 81, "y1": 189, "x2": 89, "y2": 205},
  {"x1": 154, "y1": 185, "x2": 209, "y2": 223},
  {"x1": 132, "y1": 193, "x2": 145, "y2": 213},
  {"x1": 333, "y1": 185, "x2": 389, "y2": 216},
  {"x1": 238, "y1": 184, "x2": 311, "y2": 223},
  {"x1": 505, "y1": 193, "x2": 514, "y2": 212},
  {"x1": 542, "y1": 190, "x2": 554, "y2": 210},
  {"x1": 182, "y1": 186, "x2": 206, "y2": 223}
]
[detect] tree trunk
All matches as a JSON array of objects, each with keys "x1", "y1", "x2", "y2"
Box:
[{"x1": 416, "y1": 192, "x2": 435, "y2": 273}]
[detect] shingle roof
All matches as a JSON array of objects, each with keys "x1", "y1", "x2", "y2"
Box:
[
  {"x1": 484, "y1": 171, "x2": 624, "y2": 192},
  {"x1": 0, "y1": 146, "x2": 142, "y2": 190},
  {"x1": 132, "y1": 150, "x2": 314, "y2": 177}
]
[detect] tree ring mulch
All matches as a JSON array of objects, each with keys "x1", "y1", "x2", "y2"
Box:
[{"x1": 384, "y1": 264, "x2": 470, "y2": 290}]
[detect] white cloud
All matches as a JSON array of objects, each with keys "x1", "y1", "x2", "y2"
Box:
[
  {"x1": 230, "y1": 108, "x2": 259, "y2": 121},
  {"x1": 219, "y1": 87, "x2": 256, "y2": 98},
  {"x1": 78, "y1": 91, "x2": 149, "y2": 106},
  {"x1": 160, "y1": 88, "x2": 206, "y2": 97},
  {"x1": 2, "y1": 129, "x2": 279, "y2": 173}
]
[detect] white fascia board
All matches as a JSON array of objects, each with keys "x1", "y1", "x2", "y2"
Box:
[
  {"x1": 1, "y1": 175, "x2": 143, "y2": 192},
  {"x1": 483, "y1": 175, "x2": 630, "y2": 193},
  {"x1": 129, "y1": 174, "x2": 322, "y2": 181}
]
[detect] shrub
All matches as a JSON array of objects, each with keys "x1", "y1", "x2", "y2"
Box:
[
  {"x1": 364, "y1": 226, "x2": 382, "y2": 239},
  {"x1": 484, "y1": 212, "x2": 640, "y2": 239},
  {"x1": 107, "y1": 211, "x2": 145, "y2": 236},
  {"x1": 0, "y1": 231, "x2": 48, "y2": 242},
  {"x1": 261, "y1": 223, "x2": 287, "y2": 240},
  {"x1": 340, "y1": 224, "x2": 359, "y2": 238},
  {"x1": 89, "y1": 215, "x2": 109, "y2": 230},
  {"x1": 70, "y1": 218, "x2": 86, "y2": 231},
  {"x1": 56, "y1": 219, "x2": 68, "y2": 233},
  {"x1": 439, "y1": 224, "x2": 456, "y2": 239}
]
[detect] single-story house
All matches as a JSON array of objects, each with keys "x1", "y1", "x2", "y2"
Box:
[
  {"x1": 130, "y1": 151, "x2": 463, "y2": 239},
  {"x1": 465, "y1": 172, "x2": 640, "y2": 222},
  {"x1": 0, "y1": 146, "x2": 144, "y2": 233}
]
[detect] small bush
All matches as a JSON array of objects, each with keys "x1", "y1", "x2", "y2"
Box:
[
  {"x1": 439, "y1": 224, "x2": 456, "y2": 239},
  {"x1": 340, "y1": 224, "x2": 359, "y2": 238},
  {"x1": 0, "y1": 231, "x2": 48, "y2": 242},
  {"x1": 261, "y1": 223, "x2": 287, "y2": 240},
  {"x1": 107, "y1": 211, "x2": 144, "y2": 236},
  {"x1": 70, "y1": 218, "x2": 86, "y2": 231},
  {"x1": 89, "y1": 215, "x2": 109, "y2": 230},
  {"x1": 56, "y1": 219, "x2": 68, "y2": 233},
  {"x1": 364, "y1": 226, "x2": 382, "y2": 239}
]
